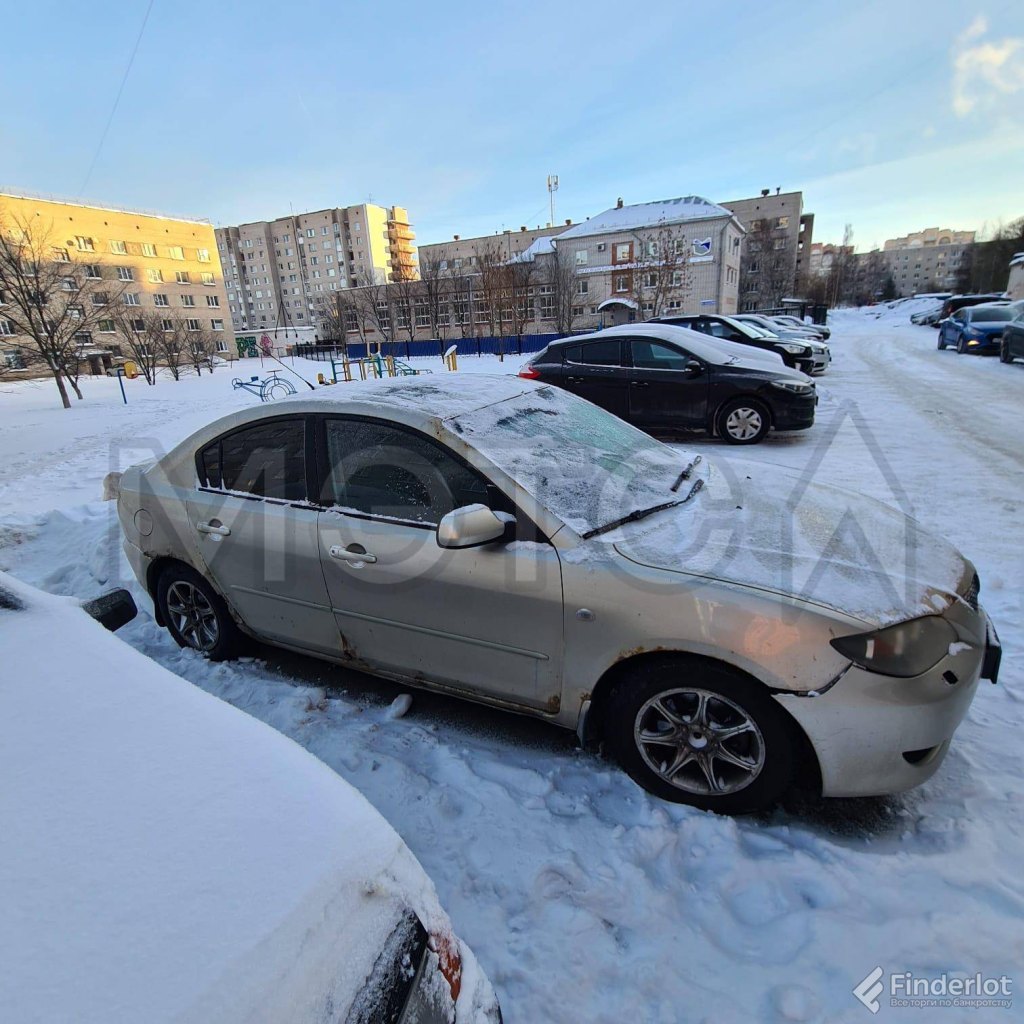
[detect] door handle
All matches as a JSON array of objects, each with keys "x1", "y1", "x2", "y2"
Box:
[
  {"x1": 566, "y1": 375, "x2": 584, "y2": 384},
  {"x1": 329, "y1": 544, "x2": 377, "y2": 565},
  {"x1": 630, "y1": 381, "x2": 649, "y2": 388},
  {"x1": 197, "y1": 520, "x2": 231, "y2": 537}
]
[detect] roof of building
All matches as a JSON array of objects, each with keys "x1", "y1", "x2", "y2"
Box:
[
  {"x1": 510, "y1": 234, "x2": 556, "y2": 262},
  {"x1": 553, "y1": 197, "x2": 734, "y2": 241}
]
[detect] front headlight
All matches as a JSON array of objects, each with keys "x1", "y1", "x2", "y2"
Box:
[
  {"x1": 830, "y1": 615, "x2": 957, "y2": 678},
  {"x1": 778, "y1": 342, "x2": 809, "y2": 355},
  {"x1": 770, "y1": 380, "x2": 813, "y2": 394}
]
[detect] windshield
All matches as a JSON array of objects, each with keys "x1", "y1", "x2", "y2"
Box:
[
  {"x1": 970, "y1": 307, "x2": 1014, "y2": 322},
  {"x1": 447, "y1": 386, "x2": 690, "y2": 535}
]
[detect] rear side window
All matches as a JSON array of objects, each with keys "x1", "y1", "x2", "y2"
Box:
[
  {"x1": 198, "y1": 419, "x2": 306, "y2": 501},
  {"x1": 566, "y1": 340, "x2": 622, "y2": 366}
]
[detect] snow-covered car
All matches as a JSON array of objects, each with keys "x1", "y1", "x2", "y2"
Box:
[
  {"x1": 772, "y1": 314, "x2": 830, "y2": 340},
  {"x1": 115, "y1": 376, "x2": 1000, "y2": 814},
  {"x1": 732, "y1": 314, "x2": 831, "y2": 373},
  {"x1": 0, "y1": 571, "x2": 501, "y2": 1024}
]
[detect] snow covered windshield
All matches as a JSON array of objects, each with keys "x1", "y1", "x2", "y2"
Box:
[{"x1": 446, "y1": 386, "x2": 690, "y2": 534}]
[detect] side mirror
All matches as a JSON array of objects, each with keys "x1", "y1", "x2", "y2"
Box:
[
  {"x1": 683, "y1": 359, "x2": 703, "y2": 376},
  {"x1": 437, "y1": 504, "x2": 509, "y2": 549}
]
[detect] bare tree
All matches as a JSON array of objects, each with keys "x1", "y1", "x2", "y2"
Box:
[
  {"x1": 158, "y1": 317, "x2": 187, "y2": 380},
  {"x1": 546, "y1": 244, "x2": 581, "y2": 336},
  {"x1": 507, "y1": 259, "x2": 536, "y2": 349},
  {"x1": 390, "y1": 275, "x2": 420, "y2": 346},
  {"x1": 182, "y1": 318, "x2": 215, "y2": 375},
  {"x1": 0, "y1": 214, "x2": 124, "y2": 408},
  {"x1": 473, "y1": 241, "x2": 506, "y2": 342},
  {"x1": 352, "y1": 276, "x2": 397, "y2": 352},
  {"x1": 740, "y1": 217, "x2": 793, "y2": 309},
  {"x1": 629, "y1": 221, "x2": 695, "y2": 318},
  {"x1": 418, "y1": 252, "x2": 452, "y2": 345},
  {"x1": 112, "y1": 306, "x2": 162, "y2": 385}
]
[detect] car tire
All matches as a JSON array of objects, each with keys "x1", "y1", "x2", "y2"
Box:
[
  {"x1": 716, "y1": 397, "x2": 770, "y2": 445},
  {"x1": 156, "y1": 563, "x2": 243, "y2": 661},
  {"x1": 1000, "y1": 341, "x2": 1012, "y2": 364},
  {"x1": 937, "y1": 334, "x2": 946, "y2": 350},
  {"x1": 956, "y1": 335, "x2": 966, "y2": 354},
  {"x1": 603, "y1": 656, "x2": 800, "y2": 813}
]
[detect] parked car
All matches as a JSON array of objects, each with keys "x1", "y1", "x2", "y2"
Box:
[
  {"x1": 733, "y1": 313, "x2": 820, "y2": 342},
  {"x1": 115, "y1": 375, "x2": 999, "y2": 814},
  {"x1": 937, "y1": 304, "x2": 1018, "y2": 354},
  {"x1": 999, "y1": 306, "x2": 1024, "y2": 364},
  {"x1": 937, "y1": 293, "x2": 1008, "y2": 323},
  {"x1": 0, "y1": 571, "x2": 501, "y2": 1024},
  {"x1": 649, "y1": 313, "x2": 826, "y2": 375},
  {"x1": 521, "y1": 323, "x2": 816, "y2": 443},
  {"x1": 772, "y1": 314, "x2": 831, "y2": 340},
  {"x1": 911, "y1": 307, "x2": 943, "y2": 326}
]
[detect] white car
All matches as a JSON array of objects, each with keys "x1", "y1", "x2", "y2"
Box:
[{"x1": 0, "y1": 572, "x2": 501, "y2": 1024}]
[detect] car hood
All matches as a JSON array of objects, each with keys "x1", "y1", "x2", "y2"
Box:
[
  {"x1": 612, "y1": 459, "x2": 970, "y2": 627},
  {"x1": 969, "y1": 321, "x2": 1010, "y2": 334}
]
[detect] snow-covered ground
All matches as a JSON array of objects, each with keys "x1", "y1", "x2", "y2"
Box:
[{"x1": 1, "y1": 307, "x2": 1022, "y2": 1022}]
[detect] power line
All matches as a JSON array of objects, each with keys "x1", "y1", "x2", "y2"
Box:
[{"x1": 78, "y1": 0, "x2": 156, "y2": 197}]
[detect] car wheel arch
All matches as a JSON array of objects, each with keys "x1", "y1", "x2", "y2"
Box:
[
  {"x1": 579, "y1": 649, "x2": 822, "y2": 793},
  {"x1": 146, "y1": 556, "x2": 247, "y2": 633}
]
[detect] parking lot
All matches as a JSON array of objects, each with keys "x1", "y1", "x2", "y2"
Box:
[{"x1": 1, "y1": 304, "x2": 1022, "y2": 1022}]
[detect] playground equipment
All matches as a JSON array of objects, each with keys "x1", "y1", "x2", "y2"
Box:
[
  {"x1": 231, "y1": 371, "x2": 297, "y2": 402},
  {"x1": 443, "y1": 345, "x2": 458, "y2": 371}
]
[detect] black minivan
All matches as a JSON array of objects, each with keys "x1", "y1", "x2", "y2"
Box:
[{"x1": 519, "y1": 323, "x2": 816, "y2": 444}]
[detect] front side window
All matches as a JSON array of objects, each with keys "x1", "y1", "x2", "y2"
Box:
[
  {"x1": 630, "y1": 339, "x2": 693, "y2": 370},
  {"x1": 322, "y1": 419, "x2": 488, "y2": 525},
  {"x1": 199, "y1": 419, "x2": 306, "y2": 501}
]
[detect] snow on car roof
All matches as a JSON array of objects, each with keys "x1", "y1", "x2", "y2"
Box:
[
  {"x1": 553, "y1": 196, "x2": 733, "y2": 240},
  {"x1": 0, "y1": 573, "x2": 457, "y2": 1024}
]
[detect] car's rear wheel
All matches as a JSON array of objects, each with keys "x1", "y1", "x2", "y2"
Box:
[
  {"x1": 157, "y1": 564, "x2": 242, "y2": 661},
  {"x1": 716, "y1": 398, "x2": 770, "y2": 445},
  {"x1": 604, "y1": 656, "x2": 800, "y2": 813},
  {"x1": 1000, "y1": 340, "x2": 1013, "y2": 364}
]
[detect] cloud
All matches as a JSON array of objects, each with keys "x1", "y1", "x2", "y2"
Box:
[{"x1": 952, "y1": 16, "x2": 1024, "y2": 116}]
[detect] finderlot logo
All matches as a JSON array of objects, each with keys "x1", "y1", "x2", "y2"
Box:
[
  {"x1": 853, "y1": 967, "x2": 1014, "y2": 1013},
  {"x1": 853, "y1": 967, "x2": 884, "y2": 1014}
]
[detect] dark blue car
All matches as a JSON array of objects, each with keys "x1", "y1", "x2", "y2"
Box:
[{"x1": 938, "y1": 303, "x2": 1016, "y2": 354}]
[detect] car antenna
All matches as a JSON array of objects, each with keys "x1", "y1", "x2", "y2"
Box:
[{"x1": 670, "y1": 455, "x2": 702, "y2": 493}]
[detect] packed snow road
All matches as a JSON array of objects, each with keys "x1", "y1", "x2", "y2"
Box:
[{"x1": 1, "y1": 305, "x2": 1022, "y2": 1023}]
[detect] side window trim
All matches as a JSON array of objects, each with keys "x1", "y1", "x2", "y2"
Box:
[{"x1": 194, "y1": 414, "x2": 310, "y2": 505}]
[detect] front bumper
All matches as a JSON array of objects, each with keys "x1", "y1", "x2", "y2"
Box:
[
  {"x1": 775, "y1": 609, "x2": 993, "y2": 797},
  {"x1": 771, "y1": 393, "x2": 817, "y2": 431}
]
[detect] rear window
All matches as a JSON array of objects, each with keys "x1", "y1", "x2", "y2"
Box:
[
  {"x1": 564, "y1": 340, "x2": 622, "y2": 366},
  {"x1": 199, "y1": 419, "x2": 306, "y2": 501},
  {"x1": 969, "y1": 306, "x2": 1014, "y2": 322}
]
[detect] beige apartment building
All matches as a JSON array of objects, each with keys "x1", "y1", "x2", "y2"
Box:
[
  {"x1": 418, "y1": 222, "x2": 573, "y2": 270},
  {"x1": 215, "y1": 204, "x2": 415, "y2": 336},
  {"x1": 875, "y1": 227, "x2": 976, "y2": 297},
  {"x1": 721, "y1": 190, "x2": 814, "y2": 309},
  {"x1": 0, "y1": 190, "x2": 233, "y2": 361}
]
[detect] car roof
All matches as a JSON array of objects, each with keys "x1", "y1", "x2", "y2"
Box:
[
  {"x1": 0, "y1": 572, "x2": 455, "y2": 1023},
  {"x1": 560, "y1": 322, "x2": 779, "y2": 367}
]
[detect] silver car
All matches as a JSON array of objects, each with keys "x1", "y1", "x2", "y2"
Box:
[{"x1": 116, "y1": 376, "x2": 999, "y2": 813}]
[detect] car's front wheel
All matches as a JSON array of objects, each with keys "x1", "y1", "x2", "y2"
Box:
[
  {"x1": 716, "y1": 397, "x2": 770, "y2": 445},
  {"x1": 603, "y1": 656, "x2": 800, "y2": 813},
  {"x1": 156, "y1": 563, "x2": 242, "y2": 661},
  {"x1": 937, "y1": 333, "x2": 946, "y2": 350},
  {"x1": 956, "y1": 335, "x2": 967, "y2": 354},
  {"x1": 1000, "y1": 340, "x2": 1013, "y2": 364}
]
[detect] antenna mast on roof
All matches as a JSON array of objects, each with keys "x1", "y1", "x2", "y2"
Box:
[{"x1": 547, "y1": 174, "x2": 559, "y2": 227}]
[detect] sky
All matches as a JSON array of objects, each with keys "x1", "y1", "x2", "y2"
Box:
[{"x1": 2, "y1": 0, "x2": 1022, "y2": 252}]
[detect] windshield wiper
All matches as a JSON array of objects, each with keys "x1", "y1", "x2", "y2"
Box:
[
  {"x1": 582, "y1": 478, "x2": 705, "y2": 539},
  {"x1": 670, "y1": 454, "x2": 702, "y2": 493}
]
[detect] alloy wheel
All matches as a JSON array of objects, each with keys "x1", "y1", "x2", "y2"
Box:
[
  {"x1": 165, "y1": 580, "x2": 220, "y2": 652},
  {"x1": 725, "y1": 407, "x2": 763, "y2": 442},
  {"x1": 634, "y1": 688, "x2": 765, "y2": 795}
]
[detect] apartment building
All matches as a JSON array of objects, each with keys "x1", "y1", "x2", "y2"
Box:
[
  {"x1": 549, "y1": 196, "x2": 744, "y2": 324},
  {"x1": 215, "y1": 204, "x2": 415, "y2": 336},
  {"x1": 0, "y1": 190, "x2": 232, "y2": 358},
  {"x1": 1009, "y1": 253, "x2": 1024, "y2": 300},
  {"x1": 418, "y1": 223, "x2": 572, "y2": 269},
  {"x1": 808, "y1": 242, "x2": 853, "y2": 278},
  {"x1": 721, "y1": 190, "x2": 814, "y2": 309},
  {"x1": 875, "y1": 227, "x2": 976, "y2": 297}
]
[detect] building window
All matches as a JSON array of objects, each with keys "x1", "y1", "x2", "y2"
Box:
[
  {"x1": 97, "y1": 319, "x2": 115, "y2": 333},
  {"x1": 147, "y1": 268, "x2": 163, "y2": 283},
  {"x1": 123, "y1": 293, "x2": 140, "y2": 306},
  {"x1": 142, "y1": 242, "x2": 157, "y2": 257},
  {"x1": 572, "y1": 305, "x2": 584, "y2": 317},
  {"x1": 180, "y1": 294, "x2": 195, "y2": 307},
  {"x1": 615, "y1": 243, "x2": 631, "y2": 262},
  {"x1": 614, "y1": 274, "x2": 629, "y2": 293},
  {"x1": 109, "y1": 240, "x2": 127, "y2": 255},
  {"x1": 61, "y1": 276, "x2": 76, "y2": 291},
  {"x1": 577, "y1": 279, "x2": 589, "y2": 294},
  {"x1": 117, "y1": 267, "x2": 134, "y2": 281},
  {"x1": 130, "y1": 318, "x2": 145, "y2": 333},
  {"x1": 643, "y1": 272, "x2": 657, "y2": 288},
  {"x1": 154, "y1": 294, "x2": 169, "y2": 307},
  {"x1": 776, "y1": 216, "x2": 789, "y2": 229},
  {"x1": 211, "y1": 318, "x2": 224, "y2": 331},
  {"x1": 206, "y1": 295, "x2": 220, "y2": 307},
  {"x1": 0, "y1": 319, "x2": 14, "y2": 336},
  {"x1": 168, "y1": 245, "x2": 185, "y2": 260},
  {"x1": 75, "y1": 236, "x2": 95, "y2": 252},
  {"x1": 175, "y1": 271, "x2": 190, "y2": 284},
  {"x1": 161, "y1": 318, "x2": 174, "y2": 332},
  {"x1": 91, "y1": 292, "x2": 109, "y2": 306},
  {"x1": 201, "y1": 272, "x2": 215, "y2": 285},
  {"x1": 575, "y1": 249, "x2": 588, "y2": 265},
  {"x1": 83, "y1": 264, "x2": 101, "y2": 279},
  {"x1": 196, "y1": 248, "x2": 211, "y2": 263},
  {"x1": 185, "y1": 318, "x2": 202, "y2": 331}
]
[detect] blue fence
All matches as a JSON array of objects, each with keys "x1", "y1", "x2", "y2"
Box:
[{"x1": 294, "y1": 332, "x2": 568, "y2": 362}]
